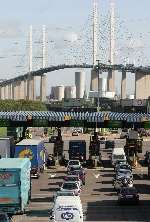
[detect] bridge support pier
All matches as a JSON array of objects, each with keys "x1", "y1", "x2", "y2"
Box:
[
  {"x1": 27, "y1": 76, "x2": 36, "y2": 101},
  {"x1": 121, "y1": 70, "x2": 126, "y2": 99},
  {"x1": 12, "y1": 81, "x2": 20, "y2": 100},
  {"x1": 135, "y1": 72, "x2": 150, "y2": 99},
  {"x1": 4, "y1": 85, "x2": 9, "y2": 99},
  {"x1": 19, "y1": 80, "x2": 26, "y2": 100},
  {"x1": 107, "y1": 70, "x2": 115, "y2": 92},
  {"x1": 0, "y1": 87, "x2": 4, "y2": 100},
  {"x1": 90, "y1": 70, "x2": 98, "y2": 91},
  {"x1": 40, "y1": 75, "x2": 46, "y2": 102},
  {"x1": 8, "y1": 84, "x2": 12, "y2": 99}
]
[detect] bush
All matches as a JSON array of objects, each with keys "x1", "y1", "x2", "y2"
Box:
[{"x1": 0, "y1": 100, "x2": 47, "y2": 111}]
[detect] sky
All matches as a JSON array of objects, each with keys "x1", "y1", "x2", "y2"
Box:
[{"x1": 1, "y1": 0, "x2": 150, "y2": 96}]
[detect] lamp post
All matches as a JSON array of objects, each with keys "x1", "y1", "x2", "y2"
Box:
[
  {"x1": 96, "y1": 60, "x2": 102, "y2": 111},
  {"x1": 95, "y1": 60, "x2": 102, "y2": 132}
]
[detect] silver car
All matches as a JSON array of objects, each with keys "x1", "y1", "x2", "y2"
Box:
[{"x1": 60, "y1": 181, "x2": 81, "y2": 196}]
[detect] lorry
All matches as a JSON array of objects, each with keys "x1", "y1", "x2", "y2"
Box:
[
  {"x1": 124, "y1": 130, "x2": 142, "y2": 166},
  {"x1": 124, "y1": 130, "x2": 142, "y2": 157},
  {"x1": 69, "y1": 140, "x2": 86, "y2": 162},
  {"x1": 0, "y1": 158, "x2": 31, "y2": 214},
  {"x1": 0, "y1": 137, "x2": 15, "y2": 158},
  {"x1": 111, "y1": 148, "x2": 126, "y2": 166},
  {"x1": 15, "y1": 139, "x2": 46, "y2": 178}
]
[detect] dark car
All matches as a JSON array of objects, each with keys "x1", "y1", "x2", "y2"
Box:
[
  {"x1": 0, "y1": 214, "x2": 10, "y2": 222},
  {"x1": 105, "y1": 140, "x2": 114, "y2": 149},
  {"x1": 144, "y1": 151, "x2": 150, "y2": 165},
  {"x1": 118, "y1": 187, "x2": 139, "y2": 204}
]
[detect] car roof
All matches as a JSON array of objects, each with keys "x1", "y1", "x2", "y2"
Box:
[
  {"x1": 112, "y1": 149, "x2": 125, "y2": 154},
  {"x1": 66, "y1": 175, "x2": 78, "y2": 177},
  {"x1": 70, "y1": 165, "x2": 81, "y2": 168},
  {"x1": 56, "y1": 191, "x2": 74, "y2": 195},
  {"x1": 118, "y1": 169, "x2": 131, "y2": 172},
  {"x1": 54, "y1": 196, "x2": 81, "y2": 207},
  {"x1": 69, "y1": 160, "x2": 80, "y2": 162},
  {"x1": 63, "y1": 181, "x2": 78, "y2": 184}
]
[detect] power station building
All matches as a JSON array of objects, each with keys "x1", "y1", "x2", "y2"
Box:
[
  {"x1": 64, "y1": 86, "x2": 76, "y2": 99},
  {"x1": 51, "y1": 86, "x2": 64, "y2": 101},
  {"x1": 75, "y1": 71, "x2": 85, "y2": 98}
]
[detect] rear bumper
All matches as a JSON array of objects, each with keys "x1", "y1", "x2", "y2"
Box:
[{"x1": 31, "y1": 168, "x2": 39, "y2": 178}]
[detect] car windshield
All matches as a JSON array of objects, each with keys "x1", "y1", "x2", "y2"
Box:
[
  {"x1": 113, "y1": 154, "x2": 125, "y2": 159},
  {"x1": 62, "y1": 183, "x2": 78, "y2": 190},
  {"x1": 118, "y1": 170, "x2": 131, "y2": 174},
  {"x1": 120, "y1": 165, "x2": 131, "y2": 170},
  {"x1": 57, "y1": 192, "x2": 74, "y2": 196},
  {"x1": 70, "y1": 166, "x2": 81, "y2": 170},
  {"x1": 66, "y1": 176, "x2": 79, "y2": 181},
  {"x1": 69, "y1": 161, "x2": 79, "y2": 165}
]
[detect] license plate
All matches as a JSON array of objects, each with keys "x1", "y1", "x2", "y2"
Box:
[{"x1": 126, "y1": 195, "x2": 133, "y2": 198}]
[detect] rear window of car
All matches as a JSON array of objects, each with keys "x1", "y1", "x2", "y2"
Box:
[
  {"x1": 67, "y1": 176, "x2": 79, "y2": 181},
  {"x1": 69, "y1": 161, "x2": 79, "y2": 165},
  {"x1": 118, "y1": 170, "x2": 131, "y2": 174},
  {"x1": 71, "y1": 166, "x2": 81, "y2": 170},
  {"x1": 113, "y1": 154, "x2": 125, "y2": 159},
  {"x1": 57, "y1": 192, "x2": 74, "y2": 196},
  {"x1": 63, "y1": 183, "x2": 78, "y2": 190},
  {"x1": 121, "y1": 188, "x2": 137, "y2": 194}
]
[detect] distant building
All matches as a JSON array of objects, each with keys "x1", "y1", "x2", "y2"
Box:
[
  {"x1": 64, "y1": 86, "x2": 76, "y2": 99},
  {"x1": 51, "y1": 86, "x2": 64, "y2": 101},
  {"x1": 75, "y1": 71, "x2": 85, "y2": 98}
]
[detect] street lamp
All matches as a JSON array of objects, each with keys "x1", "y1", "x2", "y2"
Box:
[
  {"x1": 95, "y1": 60, "x2": 102, "y2": 132},
  {"x1": 96, "y1": 60, "x2": 102, "y2": 111}
]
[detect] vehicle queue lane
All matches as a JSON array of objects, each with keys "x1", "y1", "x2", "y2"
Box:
[
  {"x1": 11, "y1": 128, "x2": 150, "y2": 222},
  {"x1": 12, "y1": 165, "x2": 150, "y2": 221}
]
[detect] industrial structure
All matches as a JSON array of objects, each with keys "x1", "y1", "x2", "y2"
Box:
[
  {"x1": 51, "y1": 86, "x2": 64, "y2": 101},
  {"x1": 64, "y1": 86, "x2": 76, "y2": 99},
  {"x1": 75, "y1": 71, "x2": 85, "y2": 99}
]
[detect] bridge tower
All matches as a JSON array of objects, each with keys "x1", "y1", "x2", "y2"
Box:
[
  {"x1": 107, "y1": 0, "x2": 115, "y2": 93},
  {"x1": 90, "y1": 0, "x2": 99, "y2": 91},
  {"x1": 40, "y1": 25, "x2": 47, "y2": 102},
  {"x1": 27, "y1": 25, "x2": 36, "y2": 100}
]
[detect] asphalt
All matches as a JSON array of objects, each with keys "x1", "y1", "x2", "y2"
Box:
[{"x1": 12, "y1": 142, "x2": 150, "y2": 222}]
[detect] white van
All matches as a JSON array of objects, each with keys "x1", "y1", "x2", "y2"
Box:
[
  {"x1": 111, "y1": 148, "x2": 126, "y2": 166},
  {"x1": 49, "y1": 196, "x2": 83, "y2": 222}
]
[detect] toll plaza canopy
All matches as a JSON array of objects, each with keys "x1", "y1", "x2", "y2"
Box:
[{"x1": 0, "y1": 111, "x2": 150, "y2": 128}]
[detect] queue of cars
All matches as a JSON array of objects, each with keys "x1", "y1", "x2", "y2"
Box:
[
  {"x1": 113, "y1": 160, "x2": 139, "y2": 204},
  {"x1": 49, "y1": 159, "x2": 85, "y2": 222}
]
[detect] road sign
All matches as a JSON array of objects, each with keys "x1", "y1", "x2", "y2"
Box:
[
  {"x1": 105, "y1": 120, "x2": 122, "y2": 128},
  {"x1": 70, "y1": 120, "x2": 84, "y2": 127},
  {"x1": 64, "y1": 115, "x2": 71, "y2": 121}
]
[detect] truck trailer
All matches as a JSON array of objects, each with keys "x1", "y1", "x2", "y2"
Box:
[
  {"x1": 69, "y1": 140, "x2": 86, "y2": 161},
  {"x1": 15, "y1": 139, "x2": 46, "y2": 178},
  {"x1": 0, "y1": 158, "x2": 31, "y2": 214}
]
